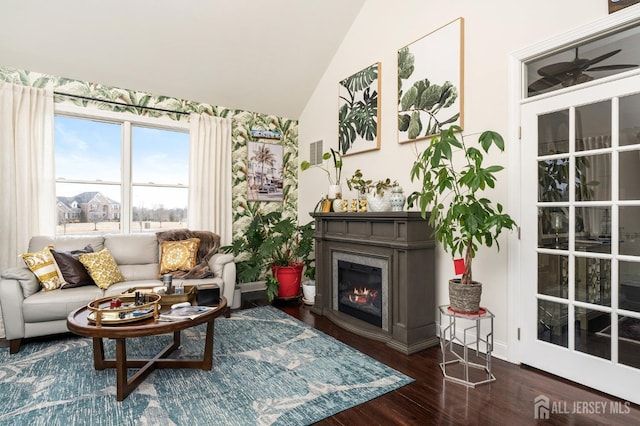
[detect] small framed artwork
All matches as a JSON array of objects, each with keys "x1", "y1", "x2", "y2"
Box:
[
  {"x1": 609, "y1": 0, "x2": 640, "y2": 13},
  {"x1": 250, "y1": 129, "x2": 281, "y2": 140},
  {"x1": 398, "y1": 17, "x2": 464, "y2": 143},
  {"x1": 247, "y1": 141, "x2": 284, "y2": 202},
  {"x1": 338, "y1": 61, "x2": 381, "y2": 156}
]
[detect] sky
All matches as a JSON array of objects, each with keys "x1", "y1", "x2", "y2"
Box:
[{"x1": 54, "y1": 115, "x2": 189, "y2": 209}]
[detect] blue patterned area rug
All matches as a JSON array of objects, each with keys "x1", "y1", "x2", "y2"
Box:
[{"x1": 0, "y1": 306, "x2": 413, "y2": 425}]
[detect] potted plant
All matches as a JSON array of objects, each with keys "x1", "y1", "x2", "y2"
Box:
[
  {"x1": 366, "y1": 178, "x2": 396, "y2": 212},
  {"x1": 407, "y1": 125, "x2": 517, "y2": 313},
  {"x1": 300, "y1": 148, "x2": 343, "y2": 199},
  {"x1": 221, "y1": 203, "x2": 269, "y2": 285},
  {"x1": 302, "y1": 260, "x2": 316, "y2": 305},
  {"x1": 261, "y1": 213, "x2": 315, "y2": 302}
]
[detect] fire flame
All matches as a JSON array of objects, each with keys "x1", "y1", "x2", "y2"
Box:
[{"x1": 348, "y1": 287, "x2": 378, "y2": 304}]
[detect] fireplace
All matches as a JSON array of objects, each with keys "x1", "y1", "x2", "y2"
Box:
[
  {"x1": 334, "y1": 253, "x2": 388, "y2": 330},
  {"x1": 312, "y1": 212, "x2": 437, "y2": 355}
]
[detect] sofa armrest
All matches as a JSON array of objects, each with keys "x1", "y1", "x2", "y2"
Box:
[
  {"x1": 208, "y1": 253, "x2": 236, "y2": 306},
  {"x1": 0, "y1": 274, "x2": 28, "y2": 340},
  {"x1": 2, "y1": 266, "x2": 40, "y2": 298}
]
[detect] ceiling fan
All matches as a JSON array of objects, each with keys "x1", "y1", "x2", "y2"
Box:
[{"x1": 528, "y1": 47, "x2": 638, "y2": 95}]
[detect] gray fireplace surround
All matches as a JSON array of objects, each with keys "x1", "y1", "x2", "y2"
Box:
[{"x1": 311, "y1": 212, "x2": 437, "y2": 355}]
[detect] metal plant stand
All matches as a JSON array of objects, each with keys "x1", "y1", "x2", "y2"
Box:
[{"x1": 439, "y1": 305, "x2": 495, "y2": 387}]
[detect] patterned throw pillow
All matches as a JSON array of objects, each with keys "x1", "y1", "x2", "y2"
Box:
[
  {"x1": 78, "y1": 248, "x2": 125, "y2": 289},
  {"x1": 20, "y1": 245, "x2": 62, "y2": 291},
  {"x1": 159, "y1": 238, "x2": 200, "y2": 275}
]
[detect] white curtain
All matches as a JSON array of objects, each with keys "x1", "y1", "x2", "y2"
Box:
[
  {"x1": 0, "y1": 83, "x2": 54, "y2": 339},
  {"x1": 188, "y1": 114, "x2": 233, "y2": 245},
  {"x1": 0, "y1": 83, "x2": 55, "y2": 271}
]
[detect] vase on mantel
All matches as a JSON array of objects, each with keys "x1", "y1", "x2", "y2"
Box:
[
  {"x1": 328, "y1": 184, "x2": 342, "y2": 200},
  {"x1": 366, "y1": 192, "x2": 391, "y2": 212},
  {"x1": 389, "y1": 185, "x2": 406, "y2": 211}
]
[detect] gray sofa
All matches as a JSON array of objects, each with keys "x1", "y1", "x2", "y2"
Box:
[{"x1": 0, "y1": 233, "x2": 236, "y2": 354}]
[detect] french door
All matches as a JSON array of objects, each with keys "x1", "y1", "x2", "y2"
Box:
[{"x1": 520, "y1": 74, "x2": 640, "y2": 404}]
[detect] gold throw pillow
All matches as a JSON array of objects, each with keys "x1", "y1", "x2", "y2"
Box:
[
  {"x1": 159, "y1": 238, "x2": 200, "y2": 275},
  {"x1": 78, "y1": 248, "x2": 125, "y2": 289},
  {"x1": 21, "y1": 245, "x2": 62, "y2": 291}
]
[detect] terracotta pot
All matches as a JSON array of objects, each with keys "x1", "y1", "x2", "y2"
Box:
[{"x1": 271, "y1": 263, "x2": 304, "y2": 298}]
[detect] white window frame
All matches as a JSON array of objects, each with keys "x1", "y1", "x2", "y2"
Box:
[{"x1": 54, "y1": 103, "x2": 190, "y2": 234}]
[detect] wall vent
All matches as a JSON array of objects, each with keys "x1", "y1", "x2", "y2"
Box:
[{"x1": 309, "y1": 140, "x2": 323, "y2": 165}]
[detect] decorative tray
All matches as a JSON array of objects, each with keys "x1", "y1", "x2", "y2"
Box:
[
  {"x1": 87, "y1": 293, "x2": 161, "y2": 326},
  {"x1": 124, "y1": 285, "x2": 197, "y2": 306}
]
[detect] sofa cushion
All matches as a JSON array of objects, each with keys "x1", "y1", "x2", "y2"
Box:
[
  {"x1": 79, "y1": 248, "x2": 125, "y2": 289},
  {"x1": 104, "y1": 233, "x2": 158, "y2": 265},
  {"x1": 118, "y1": 264, "x2": 160, "y2": 282},
  {"x1": 20, "y1": 246, "x2": 62, "y2": 291},
  {"x1": 22, "y1": 286, "x2": 102, "y2": 322},
  {"x1": 51, "y1": 245, "x2": 96, "y2": 289},
  {"x1": 28, "y1": 235, "x2": 105, "y2": 253},
  {"x1": 159, "y1": 238, "x2": 200, "y2": 275}
]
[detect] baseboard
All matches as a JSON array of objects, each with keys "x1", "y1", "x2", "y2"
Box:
[{"x1": 237, "y1": 281, "x2": 266, "y2": 293}]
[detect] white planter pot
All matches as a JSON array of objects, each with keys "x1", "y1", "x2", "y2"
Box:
[
  {"x1": 302, "y1": 280, "x2": 316, "y2": 305},
  {"x1": 328, "y1": 184, "x2": 342, "y2": 200},
  {"x1": 366, "y1": 193, "x2": 392, "y2": 212}
]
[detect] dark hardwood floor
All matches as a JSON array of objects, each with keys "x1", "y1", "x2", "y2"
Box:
[
  {"x1": 261, "y1": 298, "x2": 640, "y2": 426},
  {"x1": 3, "y1": 296, "x2": 638, "y2": 425}
]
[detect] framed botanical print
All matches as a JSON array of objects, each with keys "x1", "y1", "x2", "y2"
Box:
[
  {"x1": 338, "y1": 62, "x2": 381, "y2": 156},
  {"x1": 398, "y1": 17, "x2": 464, "y2": 143}
]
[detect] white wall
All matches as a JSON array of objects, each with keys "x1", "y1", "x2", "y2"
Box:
[{"x1": 298, "y1": 0, "x2": 609, "y2": 359}]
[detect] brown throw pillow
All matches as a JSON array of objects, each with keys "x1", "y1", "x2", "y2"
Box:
[{"x1": 51, "y1": 245, "x2": 95, "y2": 289}]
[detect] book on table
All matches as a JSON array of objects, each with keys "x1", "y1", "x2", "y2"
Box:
[{"x1": 159, "y1": 305, "x2": 214, "y2": 321}]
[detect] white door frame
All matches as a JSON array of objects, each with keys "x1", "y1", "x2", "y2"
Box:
[{"x1": 507, "y1": 6, "x2": 640, "y2": 363}]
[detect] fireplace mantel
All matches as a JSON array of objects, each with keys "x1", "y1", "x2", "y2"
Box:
[{"x1": 311, "y1": 212, "x2": 437, "y2": 354}]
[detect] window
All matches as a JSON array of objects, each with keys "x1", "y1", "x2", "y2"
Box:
[
  {"x1": 526, "y1": 23, "x2": 640, "y2": 98},
  {"x1": 54, "y1": 106, "x2": 189, "y2": 235}
]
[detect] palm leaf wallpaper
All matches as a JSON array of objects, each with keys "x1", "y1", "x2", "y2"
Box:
[
  {"x1": 338, "y1": 62, "x2": 381, "y2": 156},
  {"x1": 398, "y1": 17, "x2": 464, "y2": 143},
  {"x1": 0, "y1": 66, "x2": 298, "y2": 241}
]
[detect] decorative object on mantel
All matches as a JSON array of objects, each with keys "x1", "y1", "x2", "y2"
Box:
[
  {"x1": 398, "y1": 17, "x2": 464, "y2": 143},
  {"x1": 301, "y1": 148, "x2": 343, "y2": 201},
  {"x1": 366, "y1": 178, "x2": 395, "y2": 212},
  {"x1": 346, "y1": 168, "x2": 370, "y2": 212},
  {"x1": 338, "y1": 62, "x2": 381, "y2": 156},
  {"x1": 389, "y1": 184, "x2": 406, "y2": 211},
  {"x1": 407, "y1": 125, "x2": 517, "y2": 313},
  {"x1": 347, "y1": 169, "x2": 396, "y2": 212}
]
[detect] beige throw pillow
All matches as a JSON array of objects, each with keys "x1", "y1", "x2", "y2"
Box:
[
  {"x1": 78, "y1": 248, "x2": 125, "y2": 289},
  {"x1": 21, "y1": 245, "x2": 62, "y2": 291},
  {"x1": 159, "y1": 238, "x2": 200, "y2": 275}
]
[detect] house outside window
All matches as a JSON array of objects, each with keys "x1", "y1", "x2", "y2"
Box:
[{"x1": 54, "y1": 105, "x2": 190, "y2": 235}]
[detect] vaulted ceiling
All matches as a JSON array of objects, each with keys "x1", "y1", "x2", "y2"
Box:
[{"x1": 0, "y1": 0, "x2": 366, "y2": 119}]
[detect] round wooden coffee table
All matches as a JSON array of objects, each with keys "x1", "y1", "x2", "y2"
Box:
[{"x1": 67, "y1": 296, "x2": 227, "y2": 401}]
